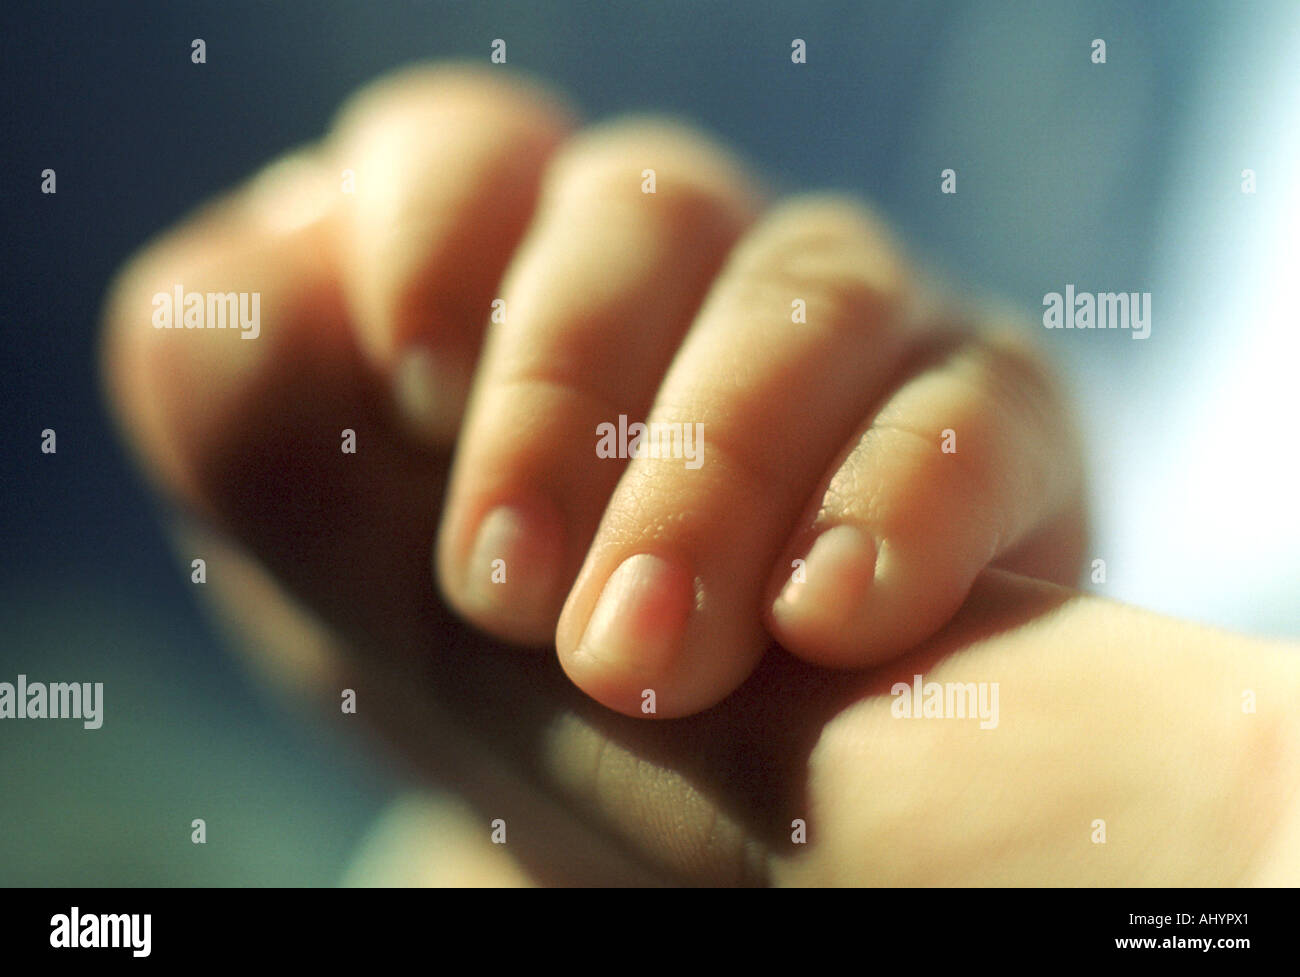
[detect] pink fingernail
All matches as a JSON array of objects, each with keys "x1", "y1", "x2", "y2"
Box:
[
  {"x1": 465, "y1": 502, "x2": 563, "y2": 622},
  {"x1": 574, "y1": 553, "x2": 692, "y2": 677},
  {"x1": 773, "y1": 525, "x2": 877, "y2": 628}
]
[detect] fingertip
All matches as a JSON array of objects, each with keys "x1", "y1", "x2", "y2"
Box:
[
  {"x1": 556, "y1": 545, "x2": 771, "y2": 720},
  {"x1": 766, "y1": 525, "x2": 978, "y2": 670},
  {"x1": 329, "y1": 60, "x2": 577, "y2": 377},
  {"x1": 767, "y1": 524, "x2": 882, "y2": 668},
  {"x1": 329, "y1": 61, "x2": 578, "y2": 146},
  {"x1": 556, "y1": 551, "x2": 705, "y2": 719},
  {"x1": 392, "y1": 346, "x2": 475, "y2": 446},
  {"x1": 100, "y1": 198, "x2": 262, "y2": 499},
  {"x1": 436, "y1": 496, "x2": 567, "y2": 647},
  {"x1": 100, "y1": 148, "x2": 354, "y2": 507}
]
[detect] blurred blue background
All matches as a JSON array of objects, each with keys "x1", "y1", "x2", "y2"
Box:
[{"x1": 2, "y1": 0, "x2": 1297, "y2": 885}]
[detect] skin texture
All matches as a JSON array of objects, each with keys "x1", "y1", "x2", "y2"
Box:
[
  {"x1": 100, "y1": 64, "x2": 1300, "y2": 885},
  {"x1": 105, "y1": 63, "x2": 1088, "y2": 718}
]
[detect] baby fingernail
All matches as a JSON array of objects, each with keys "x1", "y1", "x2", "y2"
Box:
[
  {"x1": 575, "y1": 553, "x2": 692, "y2": 677},
  {"x1": 465, "y1": 502, "x2": 563, "y2": 622},
  {"x1": 394, "y1": 347, "x2": 471, "y2": 444},
  {"x1": 773, "y1": 525, "x2": 877, "y2": 628}
]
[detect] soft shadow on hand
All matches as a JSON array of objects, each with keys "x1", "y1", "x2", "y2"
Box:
[{"x1": 108, "y1": 269, "x2": 1074, "y2": 886}]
